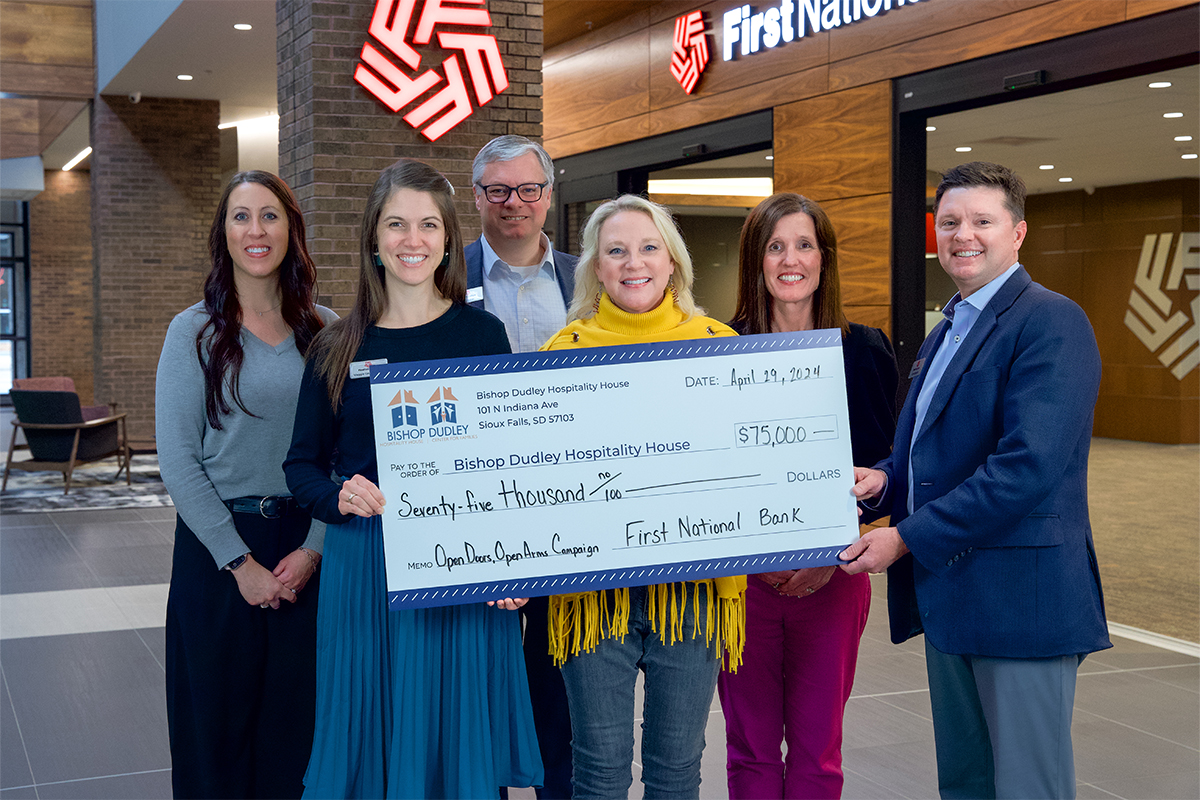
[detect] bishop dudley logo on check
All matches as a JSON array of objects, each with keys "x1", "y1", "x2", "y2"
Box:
[{"x1": 368, "y1": 332, "x2": 859, "y2": 609}]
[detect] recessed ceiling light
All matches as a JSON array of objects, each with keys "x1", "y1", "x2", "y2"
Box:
[
  {"x1": 1148, "y1": 81, "x2": 1172, "y2": 89},
  {"x1": 1058, "y1": 177, "x2": 1073, "y2": 183},
  {"x1": 1039, "y1": 164, "x2": 1054, "y2": 170},
  {"x1": 234, "y1": 23, "x2": 252, "y2": 30},
  {"x1": 1175, "y1": 135, "x2": 1194, "y2": 142},
  {"x1": 177, "y1": 74, "x2": 193, "y2": 81},
  {"x1": 765, "y1": 155, "x2": 774, "y2": 161},
  {"x1": 955, "y1": 146, "x2": 972, "y2": 152},
  {"x1": 926, "y1": 126, "x2": 937, "y2": 132},
  {"x1": 1183, "y1": 154, "x2": 1198, "y2": 160},
  {"x1": 1163, "y1": 112, "x2": 1184, "y2": 118}
]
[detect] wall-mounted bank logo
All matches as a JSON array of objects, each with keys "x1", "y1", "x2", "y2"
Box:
[
  {"x1": 389, "y1": 389, "x2": 420, "y2": 428},
  {"x1": 671, "y1": 11, "x2": 710, "y2": 94},
  {"x1": 1124, "y1": 232, "x2": 1199, "y2": 380},
  {"x1": 355, "y1": 0, "x2": 508, "y2": 141},
  {"x1": 722, "y1": 0, "x2": 925, "y2": 62},
  {"x1": 428, "y1": 386, "x2": 459, "y2": 424}
]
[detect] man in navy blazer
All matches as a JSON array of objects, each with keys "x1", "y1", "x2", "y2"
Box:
[
  {"x1": 841, "y1": 162, "x2": 1109, "y2": 799},
  {"x1": 465, "y1": 135, "x2": 578, "y2": 351},
  {"x1": 466, "y1": 135, "x2": 578, "y2": 799}
]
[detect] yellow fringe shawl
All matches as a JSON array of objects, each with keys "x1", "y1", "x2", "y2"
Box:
[{"x1": 547, "y1": 576, "x2": 747, "y2": 672}]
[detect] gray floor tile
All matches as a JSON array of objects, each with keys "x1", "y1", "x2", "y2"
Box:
[
  {"x1": 135, "y1": 506, "x2": 177, "y2": 523},
  {"x1": 851, "y1": 649, "x2": 930, "y2": 697},
  {"x1": 0, "y1": 527, "x2": 101, "y2": 594},
  {"x1": 54, "y1": 521, "x2": 171, "y2": 550},
  {"x1": 0, "y1": 787, "x2": 38, "y2": 799},
  {"x1": 1138, "y1": 663, "x2": 1200, "y2": 692},
  {"x1": 43, "y1": 509, "x2": 145, "y2": 526},
  {"x1": 1086, "y1": 638, "x2": 1200, "y2": 671},
  {"x1": 1075, "y1": 670, "x2": 1200, "y2": 751},
  {"x1": 134, "y1": 627, "x2": 167, "y2": 673},
  {"x1": 0, "y1": 630, "x2": 170, "y2": 785},
  {"x1": 0, "y1": 512, "x2": 54, "y2": 529},
  {"x1": 1072, "y1": 705, "x2": 1199, "y2": 785},
  {"x1": 32, "y1": 769, "x2": 172, "y2": 800},
  {"x1": 1089, "y1": 768, "x2": 1200, "y2": 800},
  {"x1": 0, "y1": 670, "x2": 33, "y2": 790},
  {"x1": 842, "y1": 739, "x2": 940, "y2": 800},
  {"x1": 79, "y1": 543, "x2": 173, "y2": 587},
  {"x1": 843, "y1": 695, "x2": 933, "y2": 750},
  {"x1": 843, "y1": 772, "x2": 920, "y2": 799},
  {"x1": 1075, "y1": 781, "x2": 1122, "y2": 799}
]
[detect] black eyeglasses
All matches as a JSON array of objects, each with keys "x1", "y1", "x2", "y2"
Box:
[{"x1": 476, "y1": 182, "x2": 548, "y2": 204}]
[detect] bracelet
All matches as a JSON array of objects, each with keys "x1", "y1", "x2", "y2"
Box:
[{"x1": 298, "y1": 547, "x2": 320, "y2": 568}]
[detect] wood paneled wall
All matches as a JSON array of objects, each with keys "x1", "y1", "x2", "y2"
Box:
[
  {"x1": 545, "y1": 0, "x2": 1195, "y2": 158},
  {"x1": 544, "y1": 0, "x2": 1197, "y2": 340},
  {"x1": 1024, "y1": 179, "x2": 1199, "y2": 444},
  {"x1": 0, "y1": 1, "x2": 93, "y2": 97},
  {"x1": 776, "y1": 82, "x2": 893, "y2": 332},
  {"x1": 0, "y1": 0, "x2": 93, "y2": 159}
]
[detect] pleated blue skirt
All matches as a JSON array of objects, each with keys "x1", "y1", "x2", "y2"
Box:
[{"x1": 302, "y1": 515, "x2": 543, "y2": 799}]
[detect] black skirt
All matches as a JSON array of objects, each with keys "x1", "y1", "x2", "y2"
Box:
[{"x1": 165, "y1": 506, "x2": 319, "y2": 799}]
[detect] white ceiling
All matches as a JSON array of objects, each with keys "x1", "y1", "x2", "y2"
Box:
[
  {"x1": 45, "y1": 3, "x2": 1199, "y2": 195},
  {"x1": 927, "y1": 65, "x2": 1200, "y2": 195},
  {"x1": 101, "y1": 0, "x2": 279, "y2": 125}
]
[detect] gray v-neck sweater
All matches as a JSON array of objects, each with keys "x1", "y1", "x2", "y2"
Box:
[{"x1": 156, "y1": 302, "x2": 337, "y2": 569}]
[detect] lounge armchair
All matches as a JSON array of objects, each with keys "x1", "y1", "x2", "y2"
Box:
[{"x1": 3, "y1": 389, "x2": 131, "y2": 495}]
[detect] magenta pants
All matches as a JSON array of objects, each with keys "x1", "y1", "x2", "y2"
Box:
[{"x1": 717, "y1": 569, "x2": 870, "y2": 799}]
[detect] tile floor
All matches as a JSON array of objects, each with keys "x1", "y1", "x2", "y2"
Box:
[{"x1": 1, "y1": 504, "x2": 1197, "y2": 799}]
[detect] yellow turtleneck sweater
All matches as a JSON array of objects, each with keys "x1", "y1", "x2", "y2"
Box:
[{"x1": 540, "y1": 293, "x2": 747, "y2": 671}]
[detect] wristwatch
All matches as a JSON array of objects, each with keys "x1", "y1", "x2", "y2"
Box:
[{"x1": 223, "y1": 553, "x2": 249, "y2": 572}]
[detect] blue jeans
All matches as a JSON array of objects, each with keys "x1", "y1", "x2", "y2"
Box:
[{"x1": 560, "y1": 584, "x2": 721, "y2": 799}]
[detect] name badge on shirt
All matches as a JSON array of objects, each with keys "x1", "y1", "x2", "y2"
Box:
[
  {"x1": 351, "y1": 358, "x2": 388, "y2": 379},
  {"x1": 909, "y1": 357, "x2": 926, "y2": 379},
  {"x1": 466, "y1": 285, "x2": 483, "y2": 304}
]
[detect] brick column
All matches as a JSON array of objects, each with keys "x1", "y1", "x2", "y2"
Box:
[
  {"x1": 29, "y1": 169, "x2": 95, "y2": 404},
  {"x1": 90, "y1": 95, "x2": 222, "y2": 444},
  {"x1": 276, "y1": 0, "x2": 544, "y2": 314}
]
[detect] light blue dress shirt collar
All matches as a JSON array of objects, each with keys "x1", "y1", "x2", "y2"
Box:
[
  {"x1": 479, "y1": 232, "x2": 568, "y2": 353},
  {"x1": 479, "y1": 232, "x2": 556, "y2": 281},
  {"x1": 907, "y1": 262, "x2": 1021, "y2": 513}
]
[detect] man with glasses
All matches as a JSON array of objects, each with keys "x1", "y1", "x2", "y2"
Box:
[
  {"x1": 466, "y1": 135, "x2": 577, "y2": 799},
  {"x1": 467, "y1": 135, "x2": 578, "y2": 355}
]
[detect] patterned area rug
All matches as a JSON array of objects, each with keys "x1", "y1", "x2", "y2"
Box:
[{"x1": 0, "y1": 455, "x2": 172, "y2": 513}]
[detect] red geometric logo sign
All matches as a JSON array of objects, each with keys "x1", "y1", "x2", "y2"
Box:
[
  {"x1": 354, "y1": 0, "x2": 509, "y2": 141},
  {"x1": 670, "y1": 10, "x2": 709, "y2": 94}
]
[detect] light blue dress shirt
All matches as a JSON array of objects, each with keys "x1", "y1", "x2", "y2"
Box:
[
  {"x1": 907, "y1": 263, "x2": 1021, "y2": 514},
  {"x1": 480, "y1": 233, "x2": 568, "y2": 353}
]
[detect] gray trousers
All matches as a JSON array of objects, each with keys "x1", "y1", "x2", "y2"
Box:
[{"x1": 924, "y1": 638, "x2": 1084, "y2": 799}]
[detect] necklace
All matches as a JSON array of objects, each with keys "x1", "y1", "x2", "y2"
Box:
[{"x1": 249, "y1": 301, "x2": 282, "y2": 317}]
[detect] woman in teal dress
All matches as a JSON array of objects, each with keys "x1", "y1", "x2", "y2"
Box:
[{"x1": 284, "y1": 159, "x2": 543, "y2": 798}]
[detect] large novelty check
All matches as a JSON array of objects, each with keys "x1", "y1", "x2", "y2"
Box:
[{"x1": 370, "y1": 331, "x2": 859, "y2": 609}]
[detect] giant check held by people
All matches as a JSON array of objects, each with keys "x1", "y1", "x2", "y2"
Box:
[{"x1": 371, "y1": 331, "x2": 859, "y2": 609}]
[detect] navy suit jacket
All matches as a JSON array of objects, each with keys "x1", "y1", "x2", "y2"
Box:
[
  {"x1": 877, "y1": 267, "x2": 1110, "y2": 659},
  {"x1": 464, "y1": 237, "x2": 578, "y2": 312}
]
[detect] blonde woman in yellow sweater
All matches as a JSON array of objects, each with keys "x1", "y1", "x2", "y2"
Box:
[{"x1": 540, "y1": 194, "x2": 746, "y2": 799}]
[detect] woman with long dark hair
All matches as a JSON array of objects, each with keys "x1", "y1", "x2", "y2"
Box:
[
  {"x1": 284, "y1": 158, "x2": 542, "y2": 799},
  {"x1": 718, "y1": 192, "x2": 898, "y2": 799},
  {"x1": 156, "y1": 171, "x2": 335, "y2": 798}
]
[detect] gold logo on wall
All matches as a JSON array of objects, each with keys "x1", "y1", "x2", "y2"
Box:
[{"x1": 1124, "y1": 232, "x2": 1199, "y2": 380}]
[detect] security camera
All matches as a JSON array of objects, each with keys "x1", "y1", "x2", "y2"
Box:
[{"x1": 129, "y1": 92, "x2": 142, "y2": 104}]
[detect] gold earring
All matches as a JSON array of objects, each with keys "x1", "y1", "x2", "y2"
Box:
[
  {"x1": 593, "y1": 289, "x2": 602, "y2": 313},
  {"x1": 668, "y1": 276, "x2": 680, "y2": 304}
]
